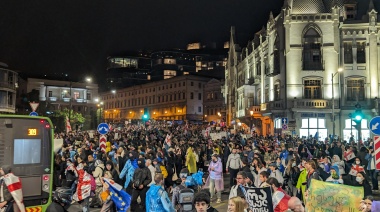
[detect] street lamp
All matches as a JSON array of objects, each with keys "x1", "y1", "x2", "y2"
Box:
[{"x1": 332, "y1": 67, "x2": 343, "y2": 139}]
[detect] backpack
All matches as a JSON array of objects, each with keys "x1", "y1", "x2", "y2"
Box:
[
  {"x1": 160, "y1": 165, "x2": 168, "y2": 178},
  {"x1": 89, "y1": 175, "x2": 96, "y2": 191},
  {"x1": 178, "y1": 188, "x2": 194, "y2": 212}
]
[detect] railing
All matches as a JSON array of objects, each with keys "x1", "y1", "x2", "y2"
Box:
[
  {"x1": 0, "y1": 103, "x2": 15, "y2": 112},
  {"x1": 48, "y1": 97, "x2": 57, "y2": 101},
  {"x1": 0, "y1": 81, "x2": 16, "y2": 90},
  {"x1": 76, "y1": 98, "x2": 84, "y2": 103},
  {"x1": 269, "y1": 100, "x2": 283, "y2": 109},
  {"x1": 293, "y1": 99, "x2": 337, "y2": 109}
]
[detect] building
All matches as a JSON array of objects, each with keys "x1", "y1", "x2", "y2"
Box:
[
  {"x1": 106, "y1": 51, "x2": 152, "y2": 90},
  {"x1": 100, "y1": 75, "x2": 213, "y2": 123},
  {"x1": 203, "y1": 78, "x2": 226, "y2": 123},
  {"x1": 224, "y1": 0, "x2": 380, "y2": 141},
  {"x1": 0, "y1": 64, "x2": 18, "y2": 113},
  {"x1": 22, "y1": 78, "x2": 99, "y2": 129}
]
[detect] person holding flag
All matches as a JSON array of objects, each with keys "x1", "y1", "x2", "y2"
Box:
[
  {"x1": 72, "y1": 160, "x2": 92, "y2": 212},
  {"x1": 0, "y1": 165, "x2": 26, "y2": 212},
  {"x1": 103, "y1": 176, "x2": 131, "y2": 212}
]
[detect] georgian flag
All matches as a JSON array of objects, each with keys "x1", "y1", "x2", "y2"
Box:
[
  {"x1": 164, "y1": 134, "x2": 172, "y2": 147},
  {"x1": 3, "y1": 173, "x2": 26, "y2": 212},
  {"x1": 66, "y1": 116, "x2": 72, "y2": 133},
  {"x1": 344, "y1": 150, "x2": 355, "y2": 161},
  {"x1": 72, "y1": 164, "x2": 91, "y2": 202}
]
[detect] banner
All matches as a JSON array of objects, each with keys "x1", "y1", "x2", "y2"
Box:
[
  {"x1": 54, "y1": 139, "x2": 63, "y2": 153},
  {"x1": 306, "y1": 179, "x2": 363, "y2": 212},
  {"x1": 241, "y1": 186, "x2": 274, "y2": 212}
]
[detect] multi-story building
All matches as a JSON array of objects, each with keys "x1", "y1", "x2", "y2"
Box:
[
  {"x1": 106, "y1": 51, "x2": 152, "y2": 90},
  {"x1": 224, "y1": 0, "x2": 380, "y2": 141},
  {"x1": 0, "y1": 64, "x2": 18, "y2": 113},
  {"x1": 203, "y1": 79, "x2": 226, "y2": 123},
  {"x1": 23, "y1": 78, "x2": 99, "y2": 129},
  {"x1": 100, "y1": 75, "x2": 213, "y2": 122}
]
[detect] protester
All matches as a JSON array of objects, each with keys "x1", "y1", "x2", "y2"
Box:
[
  {"x1": 172, "y1": 168, "x2": 191, "y2": 210},
  {"x1": 365, "y1": 147, "x2": 379, "y2": 190},
  {"x1": 226, "y1": 146, "x2": 242, "y2": 187},
  {"x1": 227, "y1": 196, "x2": 246, "y2": 212},
  {"x1": 287, "y1": 197, "x2": 305, "y2": 212},
  {"x1": 204, "y1": 154, "x2": 223, "y2": 203},
  {"x1": 186, "y1": 146, "x2": 198, "y2": 174},
  {"x1": 0, "y1": 165, "x2": 26, "y2": 212},
  {"x1": 229, "y1": 171, "x2": 248, "y2": 199},
  {"x1": 193, "y1": 190, "x2": 218, "y2": 212},
  {"x1": 267, "y1": 177, "x2": 290, "y2": 212},
  {"x1": 131, "y1": 158, "x2": 152, "y2": 211},
  {"x1": 146, "y1": 173, "x2": 175, "y2": 212},
  {"x1": 99, "y1": 171, "x2": 114, "y2": 212},
  {"x1": 268, "y1": 163, "x2": 284, "y2": 184}
]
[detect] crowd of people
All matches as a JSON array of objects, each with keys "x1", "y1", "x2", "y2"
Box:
[{"x1": 51, "y1": 121, "x2": 380, "y2": 212}]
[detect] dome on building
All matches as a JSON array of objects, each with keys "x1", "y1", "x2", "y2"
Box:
[{"x1": 290, "y1": 0, "x2": 345, "y2": 14}]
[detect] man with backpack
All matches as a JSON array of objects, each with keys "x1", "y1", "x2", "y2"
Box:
[
  {"x1": 172, "y1": 168, "x2": 194, "y2": 212},
  {"x1": 131, "y1": 158, "x2": 152, "y2": 211}
]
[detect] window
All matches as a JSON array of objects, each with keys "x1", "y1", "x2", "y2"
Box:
[
  {"x1": 183, "y1": 93, "x2": 185, "y2": 99},
  {"x1": 347, "y1": 79, "x2": 365, "y2": 101},
  {"x1": 303, "y1": 28, "x2": 322, "y2": 70},
  {"x1": 265, "y1": 85, "x2": 269, "y2": 102},
  {"x1": 190, "y1": 92, "x2": 194, "y2": 99},
  {"x1": 198, "y1": 93, "x2": 202, "y2": 100},
  {"x1": 256, "y1": 59, "x2": 261, "y2": 75},
  {"x1": 191, "y1": 82, "x2": 194, "y2": 86},
  {"x1": 73, "y1": 92, "x2": 80, "y2": 99},
  {"x1": 274, "y1": 82, "x2": 280, "y2": 100},
  {"x1": 344, "y1": 42, "x2": 353, "y2": 64},
  {"x1": 164, "y1": 70, "x2": 176, "y2": 79},
  {"x1": 164, "y1": 58, "x2": 176, "y2": 64},
  {"x1": 198, "y1": 106, "x2": 202, "y2": 113},
  {"x1": 357, "y1": 42, "x2": 366, "y2": 63},
  {"x1": 198, "y1": 83, "x2": 201, "y2": 89},
  {"x1": 14, "y1": 139, "x2": 41, "y2": 164},
  {"x1": 48, "y1": 91, "x2": 52, "y2": 97},
  {"x1": 304, "y1": 80, "x2": 322, "y2": 99},
  {"x1": 183, "y1": 82, "x2": 186, "y2": 86}
]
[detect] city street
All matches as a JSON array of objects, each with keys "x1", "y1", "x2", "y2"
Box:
[{"x1": 65, "y1": 172, "x2": 380, "y2": 211}]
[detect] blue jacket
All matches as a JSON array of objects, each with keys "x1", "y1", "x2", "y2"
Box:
[
  {"x1": 146, "y1": 184, "x2": 175, "y2": 212},
  {"x1": 119, "y1": 159, "x2": 138, "y2": 188}
]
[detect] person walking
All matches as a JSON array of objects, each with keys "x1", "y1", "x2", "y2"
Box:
[
  {"x1": 131, "y1": 158, "x2": 152, "y2": 211},
  {"x1": 226, "y1": 146, "x2": 241, "y2": 187},
  {"x1": 204, "y1": 154, "x2": 223, "y2": 203}
]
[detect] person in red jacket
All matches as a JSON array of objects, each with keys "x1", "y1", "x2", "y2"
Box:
[{"x1": 267, "y1": 177, "x2": 291, "y2": 212}]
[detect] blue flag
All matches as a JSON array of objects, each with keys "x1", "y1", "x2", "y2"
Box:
[{"x1": 104, "y1": 178, "x2": 131, "y2": 212}]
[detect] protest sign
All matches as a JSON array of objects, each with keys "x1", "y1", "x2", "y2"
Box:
[
  {"x1": 241, "y1": 186, "x2": 274, "y2": 212},
  {"x1": 306, "y1": 179, "x2": 363, "y2": 212},
  {"x1": 54, "y1": 139, "x2": 63, "y2": 153}
]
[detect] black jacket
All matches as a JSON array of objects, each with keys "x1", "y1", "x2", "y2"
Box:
[{"x1": 132, "y1": 167, "x2": 152, "y2": 189}]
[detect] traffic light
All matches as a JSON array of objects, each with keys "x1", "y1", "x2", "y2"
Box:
[
  {"x1": 142, "y1": 108, "x2": 149, "y2": 121},
  {"x1": 352, "y1": 104, "x2": 364, "y2": 125}
]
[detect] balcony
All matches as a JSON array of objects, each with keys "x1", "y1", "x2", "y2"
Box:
[
  {"x1": 76, "y1": 98, "x2": 84, "y2": 103},
  {"x1": 0, "y1": 103, "x2": 15, "y2": 113},
  {"x1": 48, "y1": 97, "x2": 57, "y2": 102},
  {"x1": 293, "y1": 99, "x2": 337, "y2": 109},
  {"x1": 63, "y1": 98, "x2": 70, "y2": 102}
]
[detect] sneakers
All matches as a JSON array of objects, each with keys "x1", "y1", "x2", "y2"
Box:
[{"x1": 216, "y1": 199, "x2": 222, "y2": 203}]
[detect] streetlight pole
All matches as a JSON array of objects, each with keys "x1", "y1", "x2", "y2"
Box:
[
  {"x1": 69, "y1": 81, "x2": 72, "y2": 124},
  {"x1": 332, "y1": 68, "x2": 343, "y2": 141}
]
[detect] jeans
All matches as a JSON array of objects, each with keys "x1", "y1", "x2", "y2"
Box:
[
  {"x1": 229, "y1": 168, "x2": 239, "y2": 187},
  {"x1": 368, "y1": 169, "x2": 379, "y2": 190},
  {"x1": 209, "y1": 179, "x2": 221, "y2": 200},
  {"x1": 131, "y1": 187, "x2": 149, "y2": 211}
]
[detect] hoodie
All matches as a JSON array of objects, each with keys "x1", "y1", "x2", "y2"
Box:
[
  {"x1": 332, "y1": 155, "x2": 345, "y2": 175},
  {"x1": 208, "y1": 158, "x2": 223, "y2": 180},
  {"x1": 326, "y1": 165, "x2": 343, "y2": 184}
]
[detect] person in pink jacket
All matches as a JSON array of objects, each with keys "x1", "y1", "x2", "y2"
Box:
[{"x1": 204, "y1": 154, "x2": 224, "y2": 203}]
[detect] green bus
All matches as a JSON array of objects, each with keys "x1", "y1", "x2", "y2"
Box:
[{"x1": 0, "y1": 115, "x2": 53, "y2": 211}]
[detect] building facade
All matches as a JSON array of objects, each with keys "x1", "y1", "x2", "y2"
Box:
[
  {"x1": 100, "y1": 75, "x2": 213, "y2": 123},
  {"x1": 224, "y1": 0, "x2": 380, "y2": 141},
  {"x1": 24, "y1": 78, "x2": 99, "y2": 129},
  {"x1": 0, "y1": 65, "x2": 18, "y2": 113},
  {"x1": 203, "y1": 78, "x2": 226, "y2": 123}
]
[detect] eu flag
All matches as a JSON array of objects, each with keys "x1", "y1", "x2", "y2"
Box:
[{"x1": 104, "y1": 178, "x2": 131, "y2": 212}]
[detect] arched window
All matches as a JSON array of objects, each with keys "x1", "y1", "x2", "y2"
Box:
[{"x1": 303, "y1": 27, "x2": 322, "y2": 70}]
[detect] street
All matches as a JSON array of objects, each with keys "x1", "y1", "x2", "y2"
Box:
[{"x1": 65, "y1": 173, "x2": 380, "y2": 211}]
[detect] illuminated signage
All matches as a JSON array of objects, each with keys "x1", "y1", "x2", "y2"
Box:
[{"x1": 28, "y1": 128, "x2": 37, "y2": 136}]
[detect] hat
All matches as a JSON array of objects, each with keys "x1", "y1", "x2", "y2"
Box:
[{"x1": 246, "y1": 172, "x2": 254, "y2": 183}]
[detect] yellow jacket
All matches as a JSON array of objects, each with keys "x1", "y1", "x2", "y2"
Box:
[
  {"x1": 105, "y1": 141, "x2": 111, "y2": 153},
  {"x1": 186, "y1": 147, "x2": 197, "y2": 174},
  {"x1": 296, "y1": 168, "x2": 308, "y2": 200}
]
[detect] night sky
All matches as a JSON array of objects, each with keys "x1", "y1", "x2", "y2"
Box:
[{"x1": 0, "y1": 0, "x2": 283, "y2": 83}]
